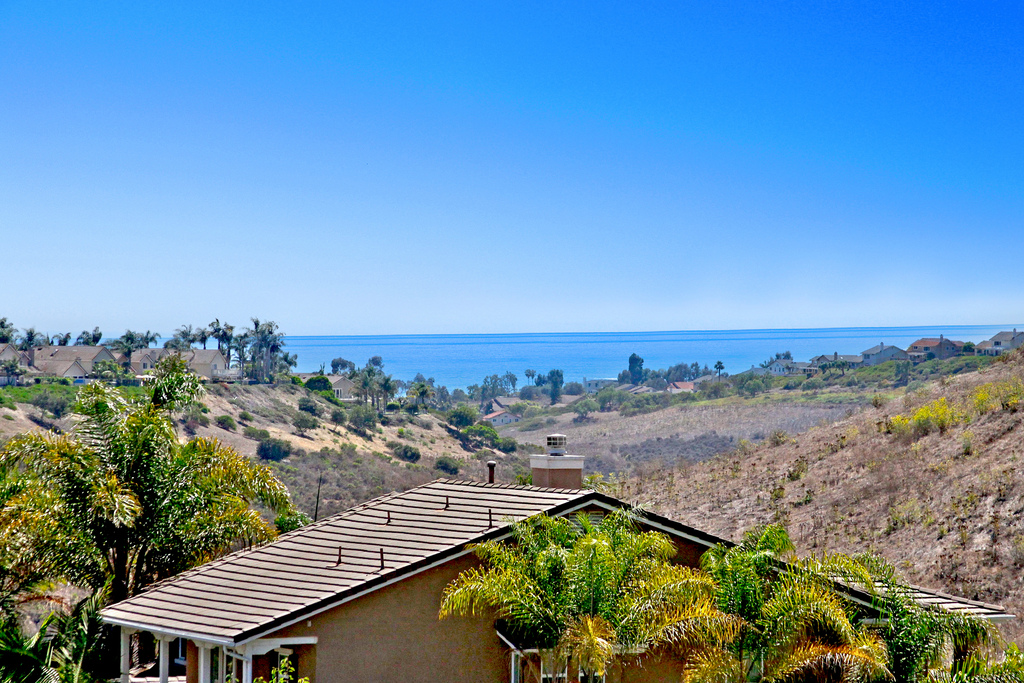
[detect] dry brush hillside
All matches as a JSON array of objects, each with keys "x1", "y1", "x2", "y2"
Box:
[{"x1": 627, "y1": 353, "x2": 1024, "y2": 643}]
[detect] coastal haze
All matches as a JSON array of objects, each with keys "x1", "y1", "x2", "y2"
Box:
[{"x1": 287, "y1": 324, "x2": 1020, "y2": 388}]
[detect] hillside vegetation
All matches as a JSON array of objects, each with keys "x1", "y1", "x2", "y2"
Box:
[{"x1": 626, "y1": 351, "x2": 1024, "y2": 643}]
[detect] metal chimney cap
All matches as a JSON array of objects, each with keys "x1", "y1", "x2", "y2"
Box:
[{"x1": 546, "y1": 434, "x2": 567, "y2": 455}]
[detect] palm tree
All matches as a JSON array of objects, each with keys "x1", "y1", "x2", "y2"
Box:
[
  {"x1": 440, "y1": 509, "x2": 741, "y2": 680},
  {"x1": 51, "y1": 332, "x2": 72, "y2": 346},
  {"x1": 195, "y1": 327, "x2": 210, "y2": 349},
  {"x1": 408, "y1": 381, "x2": 434, "y2": 408},
  {"x1": 714, "y1": 361, "x2": 725, "y2": 382},
  {"x1": 0, "y1": 318, "x2": 16, "y2": 344},
  {"x1": 525, "y1": 369, "x2": 536, "y2": 386},
  {"x1": 687, "y1": 525, "x2": 889, "y2": 683},
  {"x1": 108, "y1": 330, "x2": 149, "y2": 368},
  {"x1": 75, "y1": 327, "x2": 102, "y2": 346},
  {"x1": 379, "y1": 375, "x2": 397, "y2": 410},
  {"x1": 16, "y1": 328, "x2": 44, "y2": 351},
  {"x1": 0, "y1": 355, "x2": 295, "y2": 605}
]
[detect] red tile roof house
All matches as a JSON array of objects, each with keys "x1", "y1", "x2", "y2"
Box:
[
  {"x1": 907, "y1": 335, "x2": 964, "y2": 361},
  {"x1": 101, "y1": 436, "x2": 1013, "y2": 683},
  {"x1": 482, "y1": 409, "x2": 521, "y2": 426}
]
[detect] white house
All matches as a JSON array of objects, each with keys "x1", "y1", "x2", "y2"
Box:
[
  {"x1": 976, "y1": 330, "x2": 1024, "y2": 356},
  {"x1": 582, "y1": 378, "x2": 619, "y2": 393},
  {"x1": 482, "y1": 410, "x2": 520, "y2": 427}
]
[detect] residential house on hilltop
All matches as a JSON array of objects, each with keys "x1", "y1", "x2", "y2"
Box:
[
  {"x1": 665, "y1": 381, "x2": 694, "y2": 394},
  {"x1": 29, "y1": 344, "x2": 117, "y2": 375},
  {"x1": 296, "y1": 374, "x2": 355, "y2": 400},
  {"x1": 860, "y1": 343, "x2": 909, "y2": 366},
  {"x1": 908, "y1": 336, "x2": 963, "y2": 361},
  {"x1": 766, "y1": 359, "x2": 816, "y2": 376},
  {"x1": 128, "y1": 349, "x2": 237, "y2": 380},
  {"x1": 809, "y1": 353, "x2": 864, "y2": 368},
  {"x1": 582, "y1": 377, "x2": 618, "y2": 393},
  {"x1": 482, "y1": 409, "x2": 520, "y2": 426},
  {"x1": 976, "y1": 329, "x2": 1024, "y2": 356},
  {"x1": 0, "y1": 343, "x2": 25, "y2": 366},
  {"x1": 101, "y1": 436, "x2": 1014, "y2": 683}
]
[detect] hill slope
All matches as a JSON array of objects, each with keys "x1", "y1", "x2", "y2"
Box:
[{"x1": 630, "y1": 352, "x2": 1024, "y2": 643}]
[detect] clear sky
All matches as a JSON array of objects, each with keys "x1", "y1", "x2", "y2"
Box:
[{"x1": 1, "y1": 2, "x2": 1021, "y2": 336}]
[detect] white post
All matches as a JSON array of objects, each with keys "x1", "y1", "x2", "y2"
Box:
[
  {"x1": 196, "y1": 643, "x2": 211, "y2": 683},
  {"x1": 242, "y1": 659, "x2": 253, "y2": 683},
  {"x1": 158, "y1": 637, "x2": 171, "y2": 683},
  {"x1": 218, "y1": 647, "x2": 226, "y2": 683},
  {"x1": 120, "y1": 627, "x2": 135, "y2": 683}
]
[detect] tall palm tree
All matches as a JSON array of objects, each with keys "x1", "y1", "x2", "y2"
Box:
[
  {"x1": 379, "y1": 375, "x2": 397, "y2": 410},
  {"x1": 75, "y1": 327, "x2": 102, "y2": 346},
  {"x1": 440, "y1": 509, "x2": 742, "y2": 680},
  {"x1": 51, "y1": 333, "x2": 72, "y2": 346},
  {"x1": 16, "y1": 328, "x2": 44, "y2": 351},
  {"x1": 0, "y1": 356, "x2": 295, "y2": 605},
  {"x1": 0, "y1": 318, "x2": 16, "y2": 344},
  {"x1": 408, "y1": 381, "x2": 434, "y2": 408},
  {"x1": 687, "y1": 525, "x2": 889, "y2": 683},
  {"x1": 714, "y1": 361, "x2": 725, "y2": 382},
  {"x1": 194, "y1": 327, "x2": 210, "y2": 349}
]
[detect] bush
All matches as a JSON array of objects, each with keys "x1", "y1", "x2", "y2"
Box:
[
  {"x1": 293, "y1": 412, "x2": 320, "y2": 434},
  {"x1": 563, "y1": 382, "x2": 584, "y2": 395},
  {"x1": 30, "y1": 390, "x2": 71, "y2": 418},
  {"x1": 257, "y1": 438, "x2": 292, "y2": 461},
  {"x1": 462, "y1": 424, "x2": 499, "y2": 444},
  {"x1": 518, "y1": 385, "x2": 542, "y2": 401},
  {"x1": 768, "y1": 429, "x2": 789, "y2": 447},
  {"x1": 239, "y1": 410, "x2": 254, "y2": 422},
  {"x1": 390, "y1": 442, "x2": 422, "y2": 463},
  {"x1": 495, "y1": 437, "x2": 518, "y2": 453},
  {"x1": 215, "y1": 415, "x2": 237, "y2": 431},
  {"x1": 243, "y1": 426, "x2": 271, "y2": 441},
  {"x1": 304, "y1": 375, "x2": 332, "y2": 392},
  {"x1": 348, "y1": 404, "x2": 378, "y2": 434},
  {"x1": 447, "y1": 404, "x2": 478, "y2": 428},
  {"x1": 802, "y1": 377, "x2": 825, "y2": 391},
  {"x1": 330, "y1": 408, "x2": 347, "y2": 427},
  {"x1": 297, "y1": 396, "x2": 322, "y2": 417},
  {"x1": 434, "y1": 455, "x2": 461, "y2": 476},
  {"x1": 783, "y1": 377, "x2": 805, "y2": 390}
]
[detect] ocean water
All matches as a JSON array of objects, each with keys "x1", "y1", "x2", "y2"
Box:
[{"x1": 285, "y1": 324, "x2": 1020, "y2": 390}]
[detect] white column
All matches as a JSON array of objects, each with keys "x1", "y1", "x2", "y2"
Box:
[
  {"x1": 242, "y1": 659, "x2": 253, "y2": 683},
  {"x1": 120, "y1": 627, "x2": 135, "y2": 683},
  {"x1": 218, "y1": 647, "x2": 226, "y2": 683},
  {"x1": 157, "y1": 637, "x2": 171, "y2": 683},
  {"x1": 195, "y1": 643, "x2": 211, "y2": 683}
]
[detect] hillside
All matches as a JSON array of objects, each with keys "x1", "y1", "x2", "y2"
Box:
[
  {"x1": 0, "y1": 382, "x2": 527, "y2": 520},
  {"x1": 626, "y1": 352, "x2": 1024, "y2": 643}
]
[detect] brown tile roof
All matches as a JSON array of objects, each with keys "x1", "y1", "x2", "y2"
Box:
[{"x1": 101, "y1": 480, "x2": 602, "y2": 644}]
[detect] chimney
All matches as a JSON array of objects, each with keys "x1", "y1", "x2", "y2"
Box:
[
  {"x1": 530, "y1": 434, "x2": 584, "y2": 489},
  {"x1": 487, "y1": 460, "x2": 496, "y2": 484}
]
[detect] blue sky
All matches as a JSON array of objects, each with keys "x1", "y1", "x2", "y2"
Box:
[{"x1": 1, "y1": 2, "x2": 1021, "y2": 335}]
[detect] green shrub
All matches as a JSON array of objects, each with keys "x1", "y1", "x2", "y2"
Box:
[
  {"x1": 30, "y1": 390, "x2": 71, "y2": 418},
  {"x1": 239, "y1": 410, "x2": 254, "y2": 422},
  {"x1": 257, "y1": 438, "x2": 292, "y2": 461},
  {"x1": 330, "y1": 408, "x2": 347, "y2": 427},
  {"x1": 462, "y1": 424, "x2": 499, "y2": 443},
  {"x1": 563, "y1": 381, "x2": 584, "y2": 395},
  {"x1": 495, "y1": 437, "x2": 518, "y2": 453},
  {"x1": 347, "y1": 404, "x2": 379, "y2": 434},
  {"x1": 215, "y1": 415, "x2": 237, "y2": 431},
  {"x1": 447, "y1": 404, "x2": 478, "y2": 428},
  {"x1": 389, "y1": 442, "x2": 422, "y2": 463},
  {"x1": 244, "y1": 426, "x2": 271, "y2": 441},
  {"x1": 293, "y1": 413, "x2": 319, "y2": 434},
  {"x1": 768, "y1": 429, "x2": 789, "y2": 447},
  {"x1": 297, "y1": 396, "x2": 322, "y2": 417},
  {"x1": 802, "y1": 377, "x2": 825, "y2": 391},
  {"x1": 434, "y1": 455, "x2": 460, "y2": 476},
  {"x1": 783, "y1": 377, "x2": 805, "y2": 390},
  {"x1": 304, "y1": 375, "x2": 332, "y2": 392}
]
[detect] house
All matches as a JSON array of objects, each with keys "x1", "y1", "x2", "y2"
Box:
[
  {"x1": 691, "y1": 374, "x2": 719, "y2": 387},
  {"x1": 665, "y1": 381, "x2": 694, "y2": 394},
  {"x1": 482, "y1": 410, "x2": 521, "y2": 426},
  {"x1": 976, "y1": 329, "x2": 1024, "y2": 356},
  {"x1": 29, "y1": 345, "x2": 117, "y2": 375},
  {"x1": 100, "y1": 435, "x2": 1013, "y2": 683},
  {"x1": 809, "y1": 353, "x2": 863, "y2": 369},
  {"x1": 297, "y1": 373, "x2": 356, "y2": 400},
  {"x1": 490, "y1": 396, "x2": 521, "y2": 411},
  {"x1": 31, "y1": 359, "x2": 89, "y2": 381},
  {"x1": 129, "y1": 349, "x2": 238, "y2": 380},
  {"x1": 907, "y1": 336, "x2": 963, "y2": 361},
  {"x1": 733, "y1": 365, "x2": 769, "y2": 378},
  {"x1": 860, "y1": 343, "x2": 909, "y2": 366},
  {"x1": 766, "y1": 360, "x2": 816, "y2": 376},
  {"x1": 0, "y1": 343, "x2": 24, "y2": 365},
  {"x1": 582, "y1": 378, "x2": 618, "y2": 393}
]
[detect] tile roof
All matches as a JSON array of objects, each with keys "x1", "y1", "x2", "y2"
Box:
[{"x1": 101, "y1": 480, "x2": 596, "y2": 644}]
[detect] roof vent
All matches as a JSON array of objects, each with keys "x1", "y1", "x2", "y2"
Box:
[{"x1": 546, "y1": 434, "x2": 567, "y2": 456}]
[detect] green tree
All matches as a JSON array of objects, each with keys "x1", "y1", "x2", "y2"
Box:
[
  {"x1": 305, "y1": 375, "x2": 332, "y2": 392},
  {"x1": 408, "y1": 381, "x2": 435, "y2": 408},
  {"x1": 547, "y1": 369, "x2": 564, "y2": 404},
  {"x1": 16, "y1": 328, "x2": 45, "y2": 351},
  {"x1": 440, "y1": 510, "x2": 740, "y2": 679},
  {"x1": 75, "y1": 327, "x2": 103, "y2": 346},
  {"x1": 628, "y1": 353, "x2": 645, "y2": 384},
  {"x1": 0, "y1": 356, "x2": 294, "y2": 606},
  {"x1": 347, "y1": 404, "x2": 378, "y2": 434},
  {"x1": 524, "y1": 369, "x2": 536, "y2": 386},
  {"x1": 330, "y1": 408, "x2": 347, "y2": 430},
  {"x1": 572, "y1": 398, "x2": 598, "y2": 421},
  {"x1": 714, "y1": 360, "x2": 725, "y2": 382}
]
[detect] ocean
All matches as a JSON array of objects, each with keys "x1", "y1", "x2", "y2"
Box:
[{"x1": 284, "y1": 324, "x2": 1020, "y2": 389}]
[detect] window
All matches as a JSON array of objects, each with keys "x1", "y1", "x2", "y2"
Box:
[
  {"x1": 540, "y1": 653, "x2": 567, "y2": 683},
  {"x1": 510, "y1": 652, "x2": 522, "y2": 683},
  {"x1": 175, "y1": 638, "x2": 186, "y2": 666}
]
